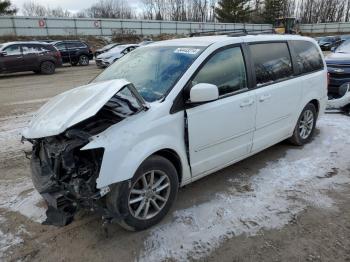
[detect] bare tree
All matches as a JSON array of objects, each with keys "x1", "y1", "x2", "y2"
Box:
[
  {"x1": 85, "y1": 0, "x2": 134, "y2": 19},
  {"x1": 22, "y1": 1, "x2": 46, "y2": 16}
]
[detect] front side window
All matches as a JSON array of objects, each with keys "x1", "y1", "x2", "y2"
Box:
[
  {"x1": 93, "y1": 46, "x2": 204, "y2": 102},
  {"x1": 191, "y1": 47, "x2": 247, "y2": 96},
  {"x1": 291, "y1": 41, "x2": 324, "y2": 74},
  {"x1": 250, "y1": 43, "x2": 293, "y2": 86},
  {"x1": 4, "y1": 45, "x2": 21, "y2": 56}
]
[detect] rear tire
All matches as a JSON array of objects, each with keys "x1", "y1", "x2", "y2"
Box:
[
  {"x1": 78, "y1": 55, "x2": 89, "y2": 66},
  {"x1": 40, "y1": 61, "x2": 55, "y2": 75},
  {"x1": 107, "y1": 155, "x2": 179, "y2": 231},
  {"x1": 289, "y1": 103, "x2": 317, "y2": 146}
]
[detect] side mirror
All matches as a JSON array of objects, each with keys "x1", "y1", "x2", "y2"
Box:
[
  {"x1": 331, "y1": 47, "x2": 336, "y2": 52},
  {"x1": 189, "y1": 83, "x2": 219, "y2": 103},
  {"x1": 0, "y1": 51, "x2": 7, "y2": 57}
]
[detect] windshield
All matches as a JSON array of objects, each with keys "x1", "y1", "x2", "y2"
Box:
[
  {"x1": 336, "y1": 40, "x2": 350, "y2": 53},
  {"x1": 0, "y1": 44, "x2": 3, "y2": 50},
  {"x1": 107, "y1": 45, "x2": 127, "y2": 53},
  {"x1": 319, "y1": 37, "x2": 334, "y2": 43},
  {"x1": 93, "y1": 46, "x2": 204, "y2": 102}
]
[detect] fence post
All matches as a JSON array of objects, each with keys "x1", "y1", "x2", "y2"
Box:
[
  {"x1": 45, "y1": 17, "x2": 49, "y2": 37},
  {"x1": 160, "y1": 21, "x2": 162, "y2": 35},
  {"x1": 175, "y1": 21, "x2": 178, "y2": 35},
  {"x1": 140, "y1": 20, "x2": 143, "y2": 35},
  {"x1": 11, "y1": 16, "x2": 17, "y2": 36},
  {"x1": 74, "y1": 18, "x2": 77, "y2": 36}
]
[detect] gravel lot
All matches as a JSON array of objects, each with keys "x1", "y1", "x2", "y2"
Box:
[{"x1": 0, "y1": 65, "x2": 350, "y2": 262}]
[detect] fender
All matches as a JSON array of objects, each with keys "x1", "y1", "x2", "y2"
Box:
[{"x1": 81, "y1": 112, "x2": 191, "y2": 189}]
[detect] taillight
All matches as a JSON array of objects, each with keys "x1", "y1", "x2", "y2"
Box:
[{"x1": 56, "y1": 51, "x2": 61, "y2": 59}]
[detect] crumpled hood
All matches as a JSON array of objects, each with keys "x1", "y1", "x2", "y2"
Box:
[{"x1": 22, "y1": 79, "x2": 131, "y2": 139}]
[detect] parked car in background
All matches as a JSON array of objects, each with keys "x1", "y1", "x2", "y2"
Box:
[
  {"x1": 0, "y1": 41, "x2": 62, "y2": 75},
  {"x1": 53, "y1": 40, "x2": 93, "y2": 66},
  {"x1": 139, "y1": 40, "x2": 154, "y2": 46},
  {"x1": 94, "y1": 43, "x2": 120, "y2": 58},
  {"x1": 23, "y1": 34, "x2": 327, "y2": 230},
  {"x1": 340, "y1": 35, "x2": 350, "y2": 44},
  {"x1": 325, "y1": 40, "x2": 350, "y2": 111},
  {"x1": 95, "y1": 44, "x2": 139, "y2": 68},
  {"x1": 318, "y1": 36, "x2": 342, "y2": 51}
]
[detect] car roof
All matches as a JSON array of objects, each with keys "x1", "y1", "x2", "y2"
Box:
[
  {"x1": 52, "y1": 40, "x2": 86, "y2": 44},
  {"x1": 150, "y1": 34, "x2": 316, "y2": 47},
  {"x1": 1, "y1": 41, "x2": 51, "y2": 46}
]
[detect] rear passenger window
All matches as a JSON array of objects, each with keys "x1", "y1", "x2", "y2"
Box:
[
  {"x1": 250, "y1": 43, "x2": 293, "y2": 86},
  {"x1": 22, "y1": 44, "x2": 43, "y2": 54},
  {"x1": 291, "y1": 41, "x2": 324, "y2": 74},
  {"x1": 192, "y1": 47, "x2": 247, "y2": 96}
]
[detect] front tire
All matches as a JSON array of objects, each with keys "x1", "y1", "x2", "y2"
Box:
[
  {"x1": 289, "y1": 103, "x2": 317, "y2": 146},
  {"x1": 107, "y1": 155, "x2": 179, "y2": 231}
]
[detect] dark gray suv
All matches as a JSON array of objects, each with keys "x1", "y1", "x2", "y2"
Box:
[{"x1": 0, "y1": 41, "x2": 62, "y2": 75}]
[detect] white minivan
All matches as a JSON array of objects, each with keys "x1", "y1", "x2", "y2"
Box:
[{"x1": 23, "y1": 34, "x2": 328, "y2": 230}]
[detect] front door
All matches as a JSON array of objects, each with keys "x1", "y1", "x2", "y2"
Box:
[
  {"x1": 1, "y1": 44, "x2": 24, "y2": 72},
  {"x1": 186, "y1": 46, "x2": 257, "y2": 177}
]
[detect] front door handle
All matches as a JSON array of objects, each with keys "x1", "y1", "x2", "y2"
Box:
[
  {"x1": 240, "y1": 99, "x2": 255, "y2": 108},
  {"x1": 259, "y1": 94, "x2": 272, "y2": 102}
]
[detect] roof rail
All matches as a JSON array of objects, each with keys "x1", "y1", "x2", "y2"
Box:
[{"x1": 189, "y1": 28, "x2": 276, "y2": 37}]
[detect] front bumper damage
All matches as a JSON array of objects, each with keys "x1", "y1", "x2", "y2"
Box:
[
  {"x1": 29, "y1": 131, "x2": 115, "y2": 226},
  {"x1": 23, "y1": 83, "x2": 149, "y2": 226}
]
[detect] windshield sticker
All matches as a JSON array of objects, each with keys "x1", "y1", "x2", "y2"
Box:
[{"x1": 174, "y1": 48, "x2": 201, "y2": 55}]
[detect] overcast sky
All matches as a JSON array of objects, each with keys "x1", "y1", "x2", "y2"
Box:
[{"x1": 11, "y1": 0, "x2": 142, "y2": 13}]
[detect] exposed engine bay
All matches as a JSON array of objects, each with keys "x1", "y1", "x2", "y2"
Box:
[{"x1": 25, "y1": 86, "x2": 145, "y2": 226}]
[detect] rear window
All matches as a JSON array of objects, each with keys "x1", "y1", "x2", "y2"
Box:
[
  {"x1": 68, "y1": 42, "x2": 87, "y2": 48},
  {"x1": 291, "y1": 41, "x2": 324, "y2": 74},
  {"x1": 250, "y1": 42, "x2": 293, "y2": 86}
]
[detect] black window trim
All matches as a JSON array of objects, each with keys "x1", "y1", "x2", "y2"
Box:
[
  {"x1": 248, "y1": 40, "x2": 296, "y2": 89},
  {"x1": 288, "y1": 40, "x2": 325, "y2": 77},
  {"x1": 170, "y1": 43, "x2": 253, "y2": 114},
  {"x1": 171, "y1": 39, "x2": 326, "y2": 114}
]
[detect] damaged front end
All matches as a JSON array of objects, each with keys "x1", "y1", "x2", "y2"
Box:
[{"x1": 23, "y1": 82, "x2": 147, "y2": 226}]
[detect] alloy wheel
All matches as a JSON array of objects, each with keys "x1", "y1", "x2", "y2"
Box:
[
  {"x1": 299, "y1": 109, "x2": 314, "y2": 139},
  {"x1": 128, "y1": 170, "x2": 171, "y2": 220}
]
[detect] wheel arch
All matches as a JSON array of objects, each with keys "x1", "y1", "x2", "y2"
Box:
[
  {"x1": 151, "y1": 148, "x2": 183, "y2": 185},
  {"x1": 309, "y1": 99, "x2": 320, "y2": 115}
]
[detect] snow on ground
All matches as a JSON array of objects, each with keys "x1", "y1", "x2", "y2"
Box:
[
  {"x1": 0, "y1": 217, "x2": 23, "y2": 260},
  {"x1": 0, "y1": 112, "x2": 46, "y2": 257},
  {"x1": 139, "y1": 114, "x2": 350, "y2": 262},
  {"x1": 0, "y1": 112, "x2": 46, "y2": 222},
  {"x1": 0, "y1": 113, "x2": 32, "y2": 161},
  {"x1": 0, "y1": 177, "x2": 46, "y2": 223}
]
